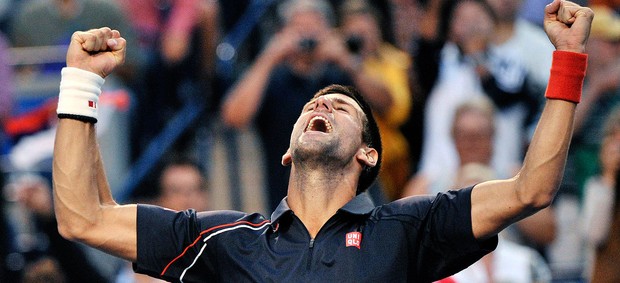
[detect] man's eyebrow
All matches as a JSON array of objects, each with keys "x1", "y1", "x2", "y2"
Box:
[
  {"x1": 303, "y1": 94, "x2": 359, "y2": 110},
  {"x1": 332, "y1": 96, "x2": 355, "y2": 106}
]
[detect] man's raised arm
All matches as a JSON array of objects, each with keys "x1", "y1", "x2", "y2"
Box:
[
  {"x1": 470, "y1": 0, "x2": 594, "y2": 239},
  {"x1": 53, "y1": 28, "x2": 137, "y2": 261}
]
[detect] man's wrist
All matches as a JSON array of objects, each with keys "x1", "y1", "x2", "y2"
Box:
[
  {"x1": 545, "y1": 51, "x2": 587, "y2": 104},
  {"x1": 56, "y1": 67, "x2": 105, "y2": 123}
]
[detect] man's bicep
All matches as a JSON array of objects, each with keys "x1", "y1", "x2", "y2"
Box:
[
  {"x1": 92, "y1": 204, "x2": 138, "y2": 261},
  {"x1": 470, "y1": 179, "x2": 523, "y2": 239}
]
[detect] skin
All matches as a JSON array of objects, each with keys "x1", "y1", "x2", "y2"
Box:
[
  {"x1": 52, "y1": 0, "x2": 593, "y2": 266},
  {"x1": 281, "y1": 94, "x2": 377, "y2": 237}
]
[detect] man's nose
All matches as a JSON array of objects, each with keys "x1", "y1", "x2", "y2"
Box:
[{"x1": 314, "y1": 96, "x2": 332, "y2": 111}]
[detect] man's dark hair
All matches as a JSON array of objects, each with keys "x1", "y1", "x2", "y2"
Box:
[{"x1": 314, "y1": 84, "x2": 382, "y2": 194}]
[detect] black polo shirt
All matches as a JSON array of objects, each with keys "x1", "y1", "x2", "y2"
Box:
[{"x1": 134, "y1": 186, "x2": 497, "y2": 282}]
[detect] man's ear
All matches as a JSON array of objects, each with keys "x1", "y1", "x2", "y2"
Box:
[
  {"x1": 282, "y1": 149, "x2": 292, "y2": 166},
  {"x1": 356, "y1": 147, "x2": 378, "y2": 167}
]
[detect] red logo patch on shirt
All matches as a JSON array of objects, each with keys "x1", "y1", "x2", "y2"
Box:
[{"x1": 345, "y1": 232, "x2": 362, "y2": 249}]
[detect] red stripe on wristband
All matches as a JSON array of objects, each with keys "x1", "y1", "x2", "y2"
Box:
[{"x1": 545, "y1": 51, "x2": 588, "y2": 104}]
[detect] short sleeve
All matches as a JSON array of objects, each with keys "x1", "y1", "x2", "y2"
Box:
[
  {"x1": 133, "y1": 204, "x2": 213, "y2": 281},
  {"x1": 380, "y1": 187, "x2": 498, "y2": 280},
  {"x1": 421, "y1": 187, "x2": 498, "y2": 277}
]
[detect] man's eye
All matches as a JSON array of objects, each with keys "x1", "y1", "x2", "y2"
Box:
[{"x1": 336, "y1": 106, "x2": 348, "y2": 113}]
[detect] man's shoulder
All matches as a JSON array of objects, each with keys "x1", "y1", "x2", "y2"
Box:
[
  {"x1": 373, "y1": 188, "x2": 473, "y2": 221},
  {"x1": 138, "y1": 204, "x2": 270, "y2": 232}
]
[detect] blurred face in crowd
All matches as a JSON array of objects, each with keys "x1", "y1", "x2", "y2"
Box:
[
  {"x1": 286, "y1": 9, "x2": 331, "y2": 67},
  {"x1": 340, "y1": 12, "x2": 382, "y2": 57},
  {"x1": 158, "y1": 164, "x2": 209, "y2": 211},
  {"x1": 485, "y1": 0, "x2": 521, "y2": 21},
  {"x1": 452, "y1": 107, "x2": 494, "y2": 166},
  {"x1": 288, "y1": 9, "x2": 330, "y2": 40},
  {"x1": 449, "y1": 1, "x2": 495, "y2": 50}
]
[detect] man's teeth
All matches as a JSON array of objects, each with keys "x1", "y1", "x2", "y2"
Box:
[{"x1": 306, "y1": 116, "x2": 333, "y2": 133}]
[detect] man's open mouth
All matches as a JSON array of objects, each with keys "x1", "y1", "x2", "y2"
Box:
[{"x1": 305, "y1": 116, "x2": 333, "y2": 133}]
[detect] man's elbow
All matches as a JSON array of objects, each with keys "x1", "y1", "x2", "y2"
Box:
[
  {"x1": 514, "y1": 172, "x2": 560, "y2": 210},
  {"x1": 57, "y1": 222, "x2": 80, "y2": 241},
  {"x1": 55, "y1": 215, "x2": 97, "y2": 242},
  {"x1": 518, "y1": 188, "x2": 556, "y2": 212},
  {"x1": 57, "y1": 221, "x2": 78, "y2": 241}
]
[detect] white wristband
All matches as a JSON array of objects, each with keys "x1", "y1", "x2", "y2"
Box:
[{"x1": 57, "y1": 67, "x2": 105, "y2": 123}]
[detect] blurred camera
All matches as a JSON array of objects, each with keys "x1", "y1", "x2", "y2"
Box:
[
  {"x1": 298, "y1": 37, "x2": 317, "y2": 52},
  {"x1": 345, "y1": 35, "x2": 364, "y2": 54}
]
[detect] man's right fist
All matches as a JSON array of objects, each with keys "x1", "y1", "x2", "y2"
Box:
[{"x1": 66, "y1": 27, "x2": 126, "y2": 79}]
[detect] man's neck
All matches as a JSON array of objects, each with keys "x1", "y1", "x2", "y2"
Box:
[{"x1": 286, "y1": 167, "x2": 357, "y2": 238}]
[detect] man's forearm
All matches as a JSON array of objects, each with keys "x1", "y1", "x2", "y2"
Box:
[
  {"x1": 53, "y1": 119, "x2": 103, "y2": 239},
  {"x1": 53, "y1": 118, "x2": 138, "y2": 260},
  {"x1": 515, "y1": 51, "x2": 587, "y2": 209},
  {"x1": 516, "y1": 100, "x2": 576, "y2": 207},
  {"x1": 96, "y1": 142, "x2": 116, "y2": 206}
]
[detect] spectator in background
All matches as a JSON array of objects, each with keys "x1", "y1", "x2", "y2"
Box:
[
  {"x1": 0, "y1": 30, "x2": 12, "y2": 155},
  {"x1": 413, "y1": 0, "x2": 543, "y2": 194},
  {"x1": 221, "y1": 0, "x2": 394, "y2": 211},
  {"x1": 396, "y1": 0, "x2": 441, "y2": 175},
  {"x1": 117, "y1": 157, "x2": 209, "y2": 283},
  {"x1": 388, "y1": 0, "x2": 423, "y2": 53},
  {"x1": 405, "y1": 97, "x2": 496, "y2": 196},
  {"x1": 580, "y1": 106, "x2": 620, "y2": 282},
  {"x1": 9, "y1": 0, "x2": 141, "y2": 84},
  {"x1": 589, "y1": 172, "x2": 620, "y2": 283},
  {"x1": 485, "y1": 0, "x2": 553, "y2": 152},
  {"x1": 406, "y1": 97, "x2": 556, "y2": 254},
  {"x1": 21, "y1": 257, "x2": 66, "y2": 283},
  {"x1": 414, "y1": 0, "x2": 497, "y2": 189},
  {"x1": 153, "y1": 157, "x2": 209, "y2": 212},
  {"x1": 337, "y1": 0, "x2": 412, "y2": 201},
  {"x1": 7, "y1": 0, "x2": 143, "y2": 193},
  {"x1": 561, "y1": 5, "x2": 620, "y2": 197},
  {"x1": 7, "y1": 173, "x2": 110, "y2": 282},
  {"x1": 116, "y1": 0, "x2": 221, "y2": 160},
  {"x1": 436, "y1": 162, "x2": 552, "y2": 283},
  {"x1": 548, "y1": 7, "x2": 620, "y2": 279}
]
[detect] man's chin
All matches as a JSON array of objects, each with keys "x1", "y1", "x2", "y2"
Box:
[{"x1": 297, "y1": 132, "x2": 332, "y2": 145}]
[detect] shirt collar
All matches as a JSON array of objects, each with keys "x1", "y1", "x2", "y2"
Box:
[
  {"x1": 270, "y1": 197, "x2": 292, "y2": 225},
  {"x1": 269, "y1": 193, "x2": 375, "y2": 228},
  {"x1": 338, "y1": 192, "x2": 375, "y2": 215}
]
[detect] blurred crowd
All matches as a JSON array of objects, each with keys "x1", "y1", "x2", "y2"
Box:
[{"x1": 0, "y1": 0, "x2": 619, "y2": 282}]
